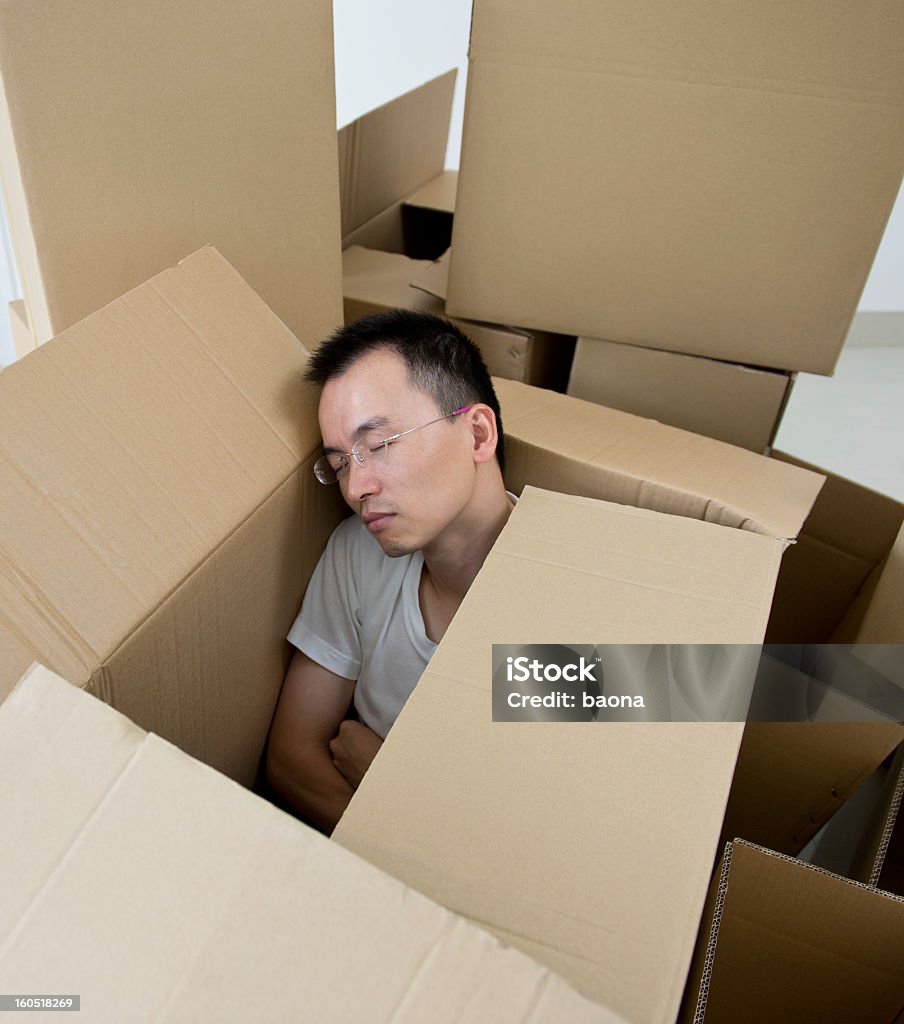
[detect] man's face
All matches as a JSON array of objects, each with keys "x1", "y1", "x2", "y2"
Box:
[{"x1": 318, "y1": 348, "x2": 475, "y2": 557}]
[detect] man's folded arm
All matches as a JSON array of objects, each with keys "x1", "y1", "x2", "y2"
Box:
[{"x1": 266, "y1": 648, "x2": 356, "y2": 835}]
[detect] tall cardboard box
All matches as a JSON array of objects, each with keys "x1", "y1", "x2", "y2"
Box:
[
  {"x1": 447, "y1": 0, "x2": 904, "y2": 374},
  {"x1": 0, "y1": 0, "x2": 341, "y2": 346},
  {"x1": 334, "y1": 478, "x2": 824, "y2": 1024}
]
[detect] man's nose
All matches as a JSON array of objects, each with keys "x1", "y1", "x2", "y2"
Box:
[{"x1": 344, "y1": 457, "x2": 381, "y2": 503}]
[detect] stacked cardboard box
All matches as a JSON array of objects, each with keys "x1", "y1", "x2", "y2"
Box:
[
  {"x1": 338, "y1": 76, "x2": 576, "y2": 390},
  {"x1": 447, "y1": 0, "x2": 904, "y2": 447},
  {"x1": 0, "y1": 0, "x2": 342, "y2": 348},
  {"x1": 566, "y1": 338, "x2": 794, "y2": 453}
]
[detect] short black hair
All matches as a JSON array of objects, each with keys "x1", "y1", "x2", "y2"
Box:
[{"x1": 306, "y1": 309, "x2": 505, "y2": 473}]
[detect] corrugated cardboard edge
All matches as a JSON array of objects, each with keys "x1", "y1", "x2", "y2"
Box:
[{"x1": 690, "y1": 837, "x2": 904, "y2": 1023}]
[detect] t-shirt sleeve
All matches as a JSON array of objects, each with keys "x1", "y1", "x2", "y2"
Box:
[{"x1": 287, "y1": 516, "x2": 365, "y2": 681}]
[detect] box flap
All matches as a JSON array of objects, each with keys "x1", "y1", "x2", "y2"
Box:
[
  {"x1": 411, "y1": 249, "x2": 452, "y2": 301},
  {"x1": 0, "y1": 248, "x2": 341, "y2": 784},
  {"x1": 767, "y1": 451, "x2": 904, "y2": 642},
  {"x1": 404, "y1": 169, "x2": 459, "y2": 214},
  {"x1": 0, "y1": 0, "x2": 341, "y2": 344},
  {"x1": 338, "y1": 70, "x2": 456, "y2": 236},
  {"x1": 448, "y1": 1, "x2": 904, "y2": 373},
  {"x1": 334, "y1": 486, "x2": 793, "y2": 1023},
  {"x1": 0, "y1": 665, "x2": 623, "y2": 1022},
  {"x1": 0, "y1": 247, "x2": 316, "y2": 688},
  {"x1": 343, "y1": 245, "x2": 440, "y2": 312},
  {"x1": 685, "y1": 840, "x2": 904, "y2": 1023},
  {"x1": 497, "y1": 380, "x2": 823, "y2": 540},
  {"x1": 723, "y1": 721, "x2": 904, "y2": 856}
]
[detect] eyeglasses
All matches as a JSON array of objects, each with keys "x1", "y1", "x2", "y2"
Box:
[{"x1": 313, "y1": 407, "x2": 472, "y2": 485}]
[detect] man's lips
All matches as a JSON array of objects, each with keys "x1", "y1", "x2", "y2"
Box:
[{"x1": 362, "y1": 511, "x2": 395, "y2": 532}]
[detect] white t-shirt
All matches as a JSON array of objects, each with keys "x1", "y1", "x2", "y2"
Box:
[
  {"x1": 288, "y1": 494, "x2": 517, "y2": 738},
  {"x1": 287, "y1": 514, "x2": 436, "y2": 738}
]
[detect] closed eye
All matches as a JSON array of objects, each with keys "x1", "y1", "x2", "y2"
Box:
[{"x1": 368, "y1": 435, "x2": 400, "y2": 454}]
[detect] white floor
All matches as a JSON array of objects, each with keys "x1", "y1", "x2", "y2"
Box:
[{"x1": 772, "y1": 344, "x2": 904, "y2": 503}]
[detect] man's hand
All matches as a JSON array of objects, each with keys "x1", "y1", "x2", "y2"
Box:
[{"x1": 330, "y1": 720, "x2": 383, "y2": 789}]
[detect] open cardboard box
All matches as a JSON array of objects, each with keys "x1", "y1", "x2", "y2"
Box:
[
  {"x1": 342, "y1": 245, "x2": 574, "y2": 390},
  {"x1": 0, "y1": 0, "x2": 341, "y2": 348},
  {"x1": 3, "y1": 247, "x2": 901, "y2": 1021},
  {"x1": 680, "y1": 838, "x2": 904, "y2": 1023},
  {"x1": 338, "y1": 70, "x2": 458, "y2": 259},
  {"x1": 446, "y1": 0, "x2": 904, "y2": 376},
  {"x1": 0, "y1": 664, "x2": 620, "y2": 1024}
]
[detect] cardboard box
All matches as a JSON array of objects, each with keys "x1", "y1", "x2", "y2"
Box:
[
  {"x1": 0, "y1": 664, "x2": 621, "y2": 1024},
  {"x1": 7, "y1": 297, "x2": 33, "y2": 359},
  {"x1": 0, "y1": 0, "x2": 341, "y2": 346},
  {"x1": 339, "y1": 71, "x2": 457, "y2": 258},
  {"x1": 446, "y1": 1, "x2": 904, "y2": 374},
  {"x1": 681, "y1": 840, "x2": 904, "y2": 1023},
  {"x1": 0, "y1": 247, "x2": 347, "y2": 785},
  {"x1": 2, "y1": 247, "x2": 863, "y2": 1023},
  {"x1": 342, "y1": 245, "x2": 574, "y2": 389},
  {"x1": 333, "y1": 481, "x2": 823, "y2": 1024},
  {"x1": 767, "y1": 452, "x2": 904, "y2": 643},
  {"x1": 567, "y1": 337, "x2": 794, "y2": 453}
]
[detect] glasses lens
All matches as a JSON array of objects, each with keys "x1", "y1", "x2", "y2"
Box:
[{"x1": 313, "y1": 456, "x2": 338, "y2": 485}]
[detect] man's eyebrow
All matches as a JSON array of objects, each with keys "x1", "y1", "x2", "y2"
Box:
[{"x1": 322, "y1": 416, "x2": 392, "y2": 455}]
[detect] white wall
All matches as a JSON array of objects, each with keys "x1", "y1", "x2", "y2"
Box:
[{"x1": 333, "y1": 0, "x2": 472, "y2": 169}]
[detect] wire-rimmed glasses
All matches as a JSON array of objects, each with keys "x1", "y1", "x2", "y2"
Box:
[{"x1": 313, "y1": 407, "x2": 472, "y2": 485}]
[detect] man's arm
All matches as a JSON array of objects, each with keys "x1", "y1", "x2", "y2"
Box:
[{"x1": 266, "y1": 648, "x2": 357, "y2": 835}]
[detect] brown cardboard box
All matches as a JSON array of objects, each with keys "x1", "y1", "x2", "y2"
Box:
[
  {"x1": 0, "y1": 0, "x2": 341, "y2": 346},
  {"x1": 0, "y1": 247, "x2": 346, "y2": 784},
  {"x1": 681, "y1": 840, "x2": 904, "y2": 1023},
  {"x1": 567, "y1": 336, "x2": 794, "y2": 452},
  {"x1": 342, "y1": 245, "x2": 574, "y2": 389},
  {"x1": 0, "y1": 665, "x2": 622, "y2": 1024},
  {"x1": 767, "y1": 453, "x2": 904, "y2": 643},
  {"x1": 339, "y1": 71, "x2": 457, "y2": 257},
  {"x1": 7, "y1": 298, "x2": 32, "y2": 359},
  {"x1": 446, "y1": 0, "x2": 904, "y2": 374},
  {"x1": 333, "y1": 476, "x2": 824, "y2": 1024}
]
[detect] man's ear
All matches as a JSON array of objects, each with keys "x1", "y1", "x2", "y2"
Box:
[{"x1": 468, "y1": 405, "x2": 498, "y2": 464}]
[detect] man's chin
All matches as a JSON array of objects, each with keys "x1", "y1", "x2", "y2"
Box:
[{"x1": 376, "y1": 535, "x2": 417, "y2": 558}]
